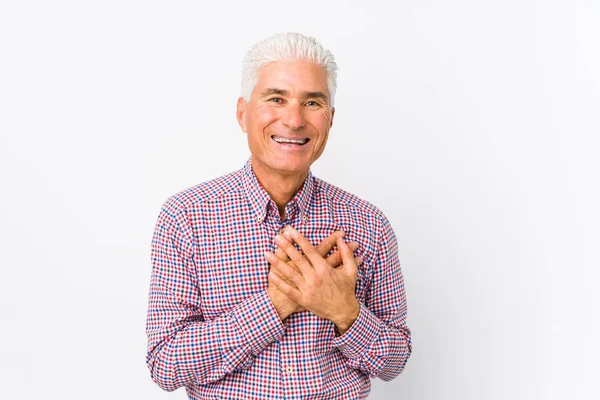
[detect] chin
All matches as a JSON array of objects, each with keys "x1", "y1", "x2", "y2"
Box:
[{"x1": 270, "y1": 158, "x2": 310, "y2": 175}]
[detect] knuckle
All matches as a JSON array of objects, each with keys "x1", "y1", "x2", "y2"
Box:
[
  {"x1": 315, "y1": 244, "x2": 327, "y2": 256},
  {"x1": 286, "y1": 260, "x2": 299, "y2": 272},
  {"x1": 279, "y1": 263, "x2": 290, "y2": 277},
  {"x1": 328, "y1": 254, "x2": 341, "y2": 265},
  {"x1": 285, "y1": 267, "x2": 297, "y2": 279},
  {"x1": 275, "y1": 248, "x2": 286, "y2": 257},
  {"x1": 304, "y1": 246, "x2": 317, "y2": 256},
  {"x1": 291, "y1": 253, "x2": 304, "y2": 265},
  {"x1": 273, "y1": 258, "x2": 285, "y2": 269}
]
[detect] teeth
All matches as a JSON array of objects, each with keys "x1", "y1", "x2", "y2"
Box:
[{"x1": 273, "y1": 136, "x2": 308, "y2": 144}]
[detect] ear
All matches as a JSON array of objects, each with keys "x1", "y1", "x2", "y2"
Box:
[
  {"x1": 236, "y1": 97, "x2": 248, "y2": 133},
  {"x1": 330, "y1": 107, "x2": 335, "y2": 128}
]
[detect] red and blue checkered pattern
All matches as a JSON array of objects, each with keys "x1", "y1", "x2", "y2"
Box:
[{"x1": 146, "y1": 158, "x2": 412, "y2": 399}]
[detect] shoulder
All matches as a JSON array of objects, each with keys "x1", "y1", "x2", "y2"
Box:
[
  {"x1": 313, "y1": 177, "x2": 397, "y2": 274},
  {"x1": 315, "y1": 177, "x2": 385, "y2": 217},
  {"x1": 159, "y1": 168, "x2": 243, "y2": 218}
]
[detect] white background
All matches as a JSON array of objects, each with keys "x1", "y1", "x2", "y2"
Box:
[{"x1": 1, "y1": 1, "x2": 598, "y2": 399}]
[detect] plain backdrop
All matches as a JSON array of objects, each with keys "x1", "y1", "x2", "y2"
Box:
[{"x1": 1, "y1": 1, "x2": 598, "y2": 399}]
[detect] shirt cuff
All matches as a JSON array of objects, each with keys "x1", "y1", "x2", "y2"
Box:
[
  {"x1": 332, "y1": 302, "x2": 382, "y2": 359},
  {"x1": 232, "y1": 290, "x2": 286, "y2": 356}
]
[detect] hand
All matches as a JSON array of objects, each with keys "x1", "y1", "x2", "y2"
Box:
[
  {"x1": 268, "y1": 281, "x2": 302, "y2": 320},
  {"x1": 268, "y1": 229, "x2": 363, "y2": 321},
  {"x1": 266, "y1": 227, "x2": 361, "y2": 334},
  {"x1": 274, "y1": 226, "x2": 362, "y2": 272}
]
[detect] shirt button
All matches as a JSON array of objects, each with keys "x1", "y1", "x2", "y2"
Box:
[
  {"x1": 267, "y1": 338, "x2": 275, "y2": 343},
  {"x1": 285, "y1": 366, "x2": 293, "y2": 374}
]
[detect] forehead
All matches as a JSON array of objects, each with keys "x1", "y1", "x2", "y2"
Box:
[{"x1": 254, "y1": 60, "x2": 329, "y2": 94}]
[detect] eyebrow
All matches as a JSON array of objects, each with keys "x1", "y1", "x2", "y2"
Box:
[
  {"x1": 302, "y1": 91, "x2": 329, "y2": 103},
  {"x1": 259, "y1": 88, "x2": 330, "y2": 103},
  {"x1": 259, "y1": 88, "x2": 289, "y2": 98}
]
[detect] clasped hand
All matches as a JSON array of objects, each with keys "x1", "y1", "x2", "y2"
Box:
[{"x1": 265, "y1": 227, "x2": 361, "y2": 334}]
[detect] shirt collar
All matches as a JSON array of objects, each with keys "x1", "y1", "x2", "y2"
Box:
[{"x1": 242, "y1": 157, "x2": 315, "y2": 223}]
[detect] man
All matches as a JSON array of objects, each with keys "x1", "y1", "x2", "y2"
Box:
[{"x1": 146, "y1": 32, "x2": 412, "y2": 399}]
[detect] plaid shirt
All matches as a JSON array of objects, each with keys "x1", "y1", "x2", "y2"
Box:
[{"x1": 146, "y1": 158, "x2": 411, "y2": 399}]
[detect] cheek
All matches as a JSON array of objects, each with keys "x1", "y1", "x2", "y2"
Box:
[
  {"x1": 311, "y1": 114, "x2": 332, "y2": 139},
  {"x1": 315, "y1": 133, "x2": 329, "y2": 154},
  {"x1": 316, "y1": 109, "x2": 332, "y2": 127},
  {"x1": 252, "y1": 107, "x2": 279, "y2": 130}
]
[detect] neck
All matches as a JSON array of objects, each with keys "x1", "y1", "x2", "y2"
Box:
[{"x1": 252, "y1": 161, "x2": 308, "y2": 221}]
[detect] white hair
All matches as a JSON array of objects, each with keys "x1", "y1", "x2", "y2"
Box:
[{"x1": 241, "y1": 32, "x2": 338, "y2": 106}]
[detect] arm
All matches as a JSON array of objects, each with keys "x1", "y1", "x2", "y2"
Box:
[
  {"x1": 267, "y1": 222, "x2": 412, "y2": 380},
  {"x1": 146, "y1": 207, "x2": 285, "y2": 391},
  {"x1": 331, "y1": 215, "x2": 412, "y2": 380}
]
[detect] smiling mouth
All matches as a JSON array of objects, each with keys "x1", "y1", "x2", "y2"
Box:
[{"x1": 271, "y1": 135, "x2": 310, "y2": 145}]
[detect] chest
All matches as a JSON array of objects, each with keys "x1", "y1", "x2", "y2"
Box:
[{"x1": 193, "y1": 210, "x2": 369, "y2": 319}]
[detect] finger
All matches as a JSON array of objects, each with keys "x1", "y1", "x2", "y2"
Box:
[
  {"x1": 274, "y1": 244, "x2": 288, "y2": 261},
  {"x1": 337, "y1": 237, "x2": 357, "y2": 275},
  {"x1": 281, "y1": 257, "x2": 302, "y2": 274},
  {"x1": 265, "y1": 251, "x2": 305, "y2": 285},
  {"x1": 265, "y1": 251, "x2": 302, "y2": 282},
  {"x1": 269, "y1": 265, "x2": 298, "y2": 287},
  {"x1": 326, "y1": 251, "x2": 342, "y2": 267},
  {"x1": 356, "y1": 256, "x2": 364, "y2": 267},
  {"x1": 268, "y1": 272, "x2": 303, "y2": 304},
  {"x1": 272, "y1": 236, "x2": 314, "y2": 278},
  {"x1": 271, "y1": 262, "x2": 305, "y2": 289},
  {"x1": 274, "y1": 228, "x2": 295, "y2": 260},
  {"x1": 325, "y1": 242, "x2": 359, "y2": 267},
  {"x1": 288, "y1": 228, "x2": 327, "y2": 270},
  {"x1": 333, "y1": 255, "x2": 364, "y2": 271},
  {"x1": 281, "y1": 228, "x2": 293, "y2": 242},
  {"x1": 315, "y1": 231, "x2": 344, "y2": 257}
]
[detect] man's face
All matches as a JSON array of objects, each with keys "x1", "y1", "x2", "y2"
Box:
[{"x1": 237, "y1": 60, "x2": 335, "y2": 177}]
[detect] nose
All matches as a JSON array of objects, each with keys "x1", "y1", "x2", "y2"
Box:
[{"x1": 281, "y1": 102, "x2": 306, "y2": 130}]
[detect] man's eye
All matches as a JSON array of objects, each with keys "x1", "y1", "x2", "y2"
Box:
[
  {"x1": 269, "y1": 98, "x2": 282, "y2": 103},
  {"x1": 306, "y1": 101, "x2": 320, "y2": 107}
]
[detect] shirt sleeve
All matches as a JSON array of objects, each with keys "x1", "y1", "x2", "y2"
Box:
[
  {"x1": 145, "y1": 206, "x2": 286, "y2": 392},
  {"x1": 331, "y1": 214, "x2": 412, "y2": 380}
]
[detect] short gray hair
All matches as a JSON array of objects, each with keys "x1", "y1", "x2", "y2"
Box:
[{"x1": 241, "y1": 32, "x2": 338, "y2": 106}]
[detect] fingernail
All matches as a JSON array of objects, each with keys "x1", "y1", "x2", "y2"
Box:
[
  {"x1": 275, "y1": 235, "x2": 283, "y2": 243},
  {"x1": 264, "y1": 251, "x2": 273, "y2": 259}
]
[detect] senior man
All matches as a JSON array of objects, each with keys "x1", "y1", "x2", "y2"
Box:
[{"x1": 146, "y1": 32, "x2": 412, "y2": 399}]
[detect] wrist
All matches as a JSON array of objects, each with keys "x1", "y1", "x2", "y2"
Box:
[
  {"x1": 334, "y1": 300, "x2": 360, "y2": 335},
  {"x1": 268, "y1": 286, "x2": 296, "y2": 321},
  {"x1": 274, "y1": 302, "x2": 295, "y2": 321}
]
